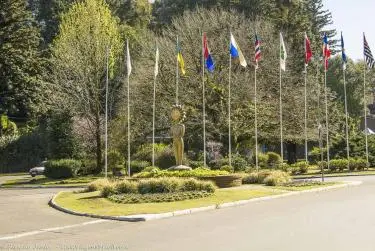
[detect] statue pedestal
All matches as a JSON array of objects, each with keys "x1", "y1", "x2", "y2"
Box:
[{"x1": 168, "y1": 165, "x2": 192, "y2": 171}]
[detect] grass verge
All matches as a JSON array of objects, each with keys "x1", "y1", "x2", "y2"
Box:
[
  {"x1": 0, "y1": 172, "x2": 28, "y2": 177},
  {"x1": 275, "y1": 182, "x2": 339, "y2": 191},
  {"x1": 54, "y1": 188, "x2": 283, "y2": 216},
  {"x1": 293, "y1": 169, "x2": 375, "y2": 179},
  {"x1": 1, "y1": 175, "x2": 100, "y2": 187}
]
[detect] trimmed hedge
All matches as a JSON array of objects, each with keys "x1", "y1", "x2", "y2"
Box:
[
  {"x1": 242, "y1": 170, "x2": 291, "y2": 186},
  {"x1": 133, "y1": 167, "x2": 229, "y2": 178},
  {"x1": 108, "y1": 191, "x2": 211, "y2": 204},
  {"x1": 267, "y1": 152, "x2": 282, "y2": 168},
  {"x1": 93, "y1": 177, "x2": 217, "y2": 198},
  {"x1": 45, "y1": 159, "x2": 82, "y2": 179}
]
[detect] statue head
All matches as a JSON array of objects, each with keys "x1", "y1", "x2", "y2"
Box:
[{"x1": 171, "y1": 104, "x2": 186, "y2": 123}]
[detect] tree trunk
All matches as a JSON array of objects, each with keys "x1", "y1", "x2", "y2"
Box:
[{"x1": 95, "y1": 109, "x2": 102, "y2": 174}]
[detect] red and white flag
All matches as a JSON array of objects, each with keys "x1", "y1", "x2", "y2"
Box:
[{"x1": 305, "y1": 33, "x2": 312, "y2": 66}]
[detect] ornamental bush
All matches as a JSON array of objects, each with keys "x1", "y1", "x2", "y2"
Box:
[
  {"x1": 220, "y1": 165, "x2": 234, "y2": 173},
  {"x1": 45, "y1": 159, "x2": 82, "y2": 179},
  {"x1": 253, "y1": 153, "x2": 269, "y2": 168},
  {"x1": 242, "y1": 172, "x2": 259, "y2": 184},
  {"x1": 130, "y1": 160, "x2": 151, "y2": 174},
  {"x1": 329, "y1": 159, "x2": 348, "y2": 172},
  {"x1": 263, "y1": 171, "x2": 291, "y2": 186},
  {"x1": 137, "y1": 178, "x2": 181, "y2": 194},
  {"x1": 85, "y1": 178, "x2": 112, "y2": 192},
  {"x1": 267, "y1": 152, "x2": 282, "y2": 168},
  {"x1": 293, "y1": 161, "x2": 309, "y2": 174},
  {"x1": 115, "y1": 180, "x2": 137, "y2": 194}
]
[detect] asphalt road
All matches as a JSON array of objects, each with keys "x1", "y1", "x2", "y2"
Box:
[{"x1": 1, "y1": 176, "x2": 375, "y2": 251}]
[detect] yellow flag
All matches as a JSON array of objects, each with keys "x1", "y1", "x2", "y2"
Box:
[{"x1": 177, "y1": 52, "x2": 186, "y2": 75}]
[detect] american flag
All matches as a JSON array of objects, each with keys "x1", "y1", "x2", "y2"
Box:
[
  {"x1": 364, "y1": 33, "x2": 375, "y2": 69},
  {"x1": 255, "y1": 34, "x2": 261, "y2": 68}
]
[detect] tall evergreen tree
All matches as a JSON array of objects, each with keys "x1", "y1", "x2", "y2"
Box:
[{"x1": 0, "y1": 0, "x2": 42, "y2": 118}]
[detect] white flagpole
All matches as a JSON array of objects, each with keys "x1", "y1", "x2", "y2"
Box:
[
  {"x1": 363, "y1": 49, "x2": 369, "y2": 165},
  {"x1": 105, "y1": 46, "x2": 109, "y2": 178},
  {"x1": 176, "y1": 35, "x2": 179, "y2": 105},
  {"x1": 202, "y1": 32, "x2": 207, "y2": 167},
  {"x1": 228, "y1": 35, "x2": 232, "y2": 167},
  {"x1": 304, "y1": 41, "x2": 308, "y2": 163},
  {"x1": 126, "y1": 40, "x2": 131, "y2": 176},
  {"x1": 279, "y1": 33, "x2": 284, "y2": 163},
  {"x1": 152, "y1": 46, "x2": 159, "y2": 167},
  {"x1": 324, "y1": 67, "x2": 330, "y2": 168},
  {"x1": 254, "y1": 65, "x2": 259, "y2": 171},
  {"x1": 343, "y1": 65, "x2": 350, "y2": 169}
]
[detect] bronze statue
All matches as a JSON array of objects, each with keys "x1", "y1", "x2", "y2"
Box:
[{"x1": 168, "y1": 105, "x2": 191, "y2": 170}]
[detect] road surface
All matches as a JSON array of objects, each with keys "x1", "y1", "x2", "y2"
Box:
[{"x1": 1, "y1": 176, "x2": 375, "y2": 251}]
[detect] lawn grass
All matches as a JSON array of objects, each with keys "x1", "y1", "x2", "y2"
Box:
[
  {"x1": 1, "y1": 175, "x2": 101, "y2": 187},
  {"x1": 54, "y1": 188, "x2": 283, "y2": 216},
  {"x1": 293, "y1": 169, "x2": 375, "y2": 179},
  {"x1": 0, "y1": 172, "x2": 28, "y2": 177}
]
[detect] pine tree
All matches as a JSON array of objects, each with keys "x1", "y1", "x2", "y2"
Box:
[{"x1": 0, "y1": 0, "x2": 42, "y2": 118}]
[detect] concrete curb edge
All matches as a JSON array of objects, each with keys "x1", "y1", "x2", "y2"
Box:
[{"x1": 49, "y1": 180, "x2": 362, "y2": 222}]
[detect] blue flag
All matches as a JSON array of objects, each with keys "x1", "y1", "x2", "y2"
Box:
[{"x1": 341, "y1": 32, "x2": 347, "y2": 70}]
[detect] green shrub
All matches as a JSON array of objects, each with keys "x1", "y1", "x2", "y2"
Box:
[
  {"x1": 101, "y1": 183, "x2": 116, "y2": 197},
  {"x1": 137, "y1": 178, "x2": 181, "y2": 194},
  {"x1": 108, "y1": 191, "x2": 211, "y2": 204},
  {"x1": 263, "y1": 171, "x2": 291, "y2": 186},
  {"x1": 318, "y1": 161, "x2": 327, "y2": 170},
  {"x1": 231, "y1": 155, "x2": 248, "y2": 172},
  {"x1": 155, "y1": 147, "x2": 176, "y2": 169},
  {"x1": 354, "y1": 158, "x2": 368, "y2": 171},
  {"x1": 133, "y1": 143, "x2": 168, "y2": 163},
  {"x1": 112, "y1": 164, "x2": 126, "y2": 176},
  {"x1": 115, "y1": 180, "x2": 137, "y2": 194},
  {"x1": 108, "y1": 150, "x2": 124, "y2": 169},
  {"x1": 85, "y1": 178, "x2": 111, "y2": 192},
  {"x1": 179, "y1": 178, "x2": 216, "y2": 193},
  {"x1": 329, "y1": 159, "x2": 348, "y2": 172},
  {"x1": 253, "y1": 153, "x2": 269, "y2": 168},
  {"x1": 278, "y1": 163, "x2": 290, "y2": 173},
  {"x1": 267, "y1": 152, "x2": 282, "y2": 168},
  {"x1": 143, "y1": 166, "x2": 160, "y2": 172},
  {"x1": 220, "y1": 165, "x2": 234, "y2": 173},
  {"x1": 130, "y1": 160, "x2": 151, "y2": 174},
  {"x1": 45, "y1": 159, "x2": 82, "y2": 179},
  {"x1": 242, "y1": 173, "x2": 260, "y2": 184},
  {"x1": 134, "y1": 167, "x2": 229, "y2": 178},
  {"x1": 79, "y1": 159, "x2": 97, "y2": 175},
  {"x1": 189, "y1": 160, "x2": 205, "y2": 169},
  {"x1": 293, "y1": 161, "x2": 309, "y2": 174}
]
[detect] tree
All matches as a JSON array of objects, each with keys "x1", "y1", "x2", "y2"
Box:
[
  {"x1": 51, "y1": 0, "x2": 124, "y2": 172},
  {"x1": 0, "y1": 0, "x2": 43, "y2": 118}
]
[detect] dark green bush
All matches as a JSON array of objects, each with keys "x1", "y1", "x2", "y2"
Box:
[
  {"x1": 155, "y1": 147, "x2": 176, "y2": 169},
  {"x1": 101, "y1": 183, "x2": 116, "y2": 197},
  {"x1": 130, "y1": 160, "x2": 151, "y2": 174},
  {"x1": 137, "y1": 178, "x2": 181, "y2": 194},
  {"x1": 45, "y1": 159, "x2": 82, "y2": 179},
  {"x1": 115, "y1": 180, "x2": 137, "y2": 194},
  {"x1": 79, "y1": 159, "x2": 98, "y2": 176},
  {"x1": 108, "y1": 150, "x2": 124, "y2": 169},
  {"x1": 353, "y1": 158, "x2": 368, "y2": 171},
  {"x1": 252, "y1": 153, "x2": 269, "y2": 168},
  {"x1": 189, "y1": 160, "x2": 205, "y2": 169},
  {"x1": 132, "y1": 143, "x2": 168, "y2": 163},
  {"x1": 242, "y1": 173, "x2": 260, "y2": 184},
  {"x1": 209, "y1": 155, "x2": 247, "y2": 172},
  {"x1": 267, "y1": 152, "x2": 282, "y2": 168},
  {"x1": 220, "y1": 165, "x2": 234, "y2": 173},
  {"x1": 329, "y1": 159, "x2": 348, "y2": 172},
  {"x1": 293, "y1": 161, "x2": 309, "y2": 174},
  {"x1": 278, "y1": 163, "x2": 290, "y2": 173},
  {"x1": 179, "y1": 178, "x2": 216, "y2": 193}
]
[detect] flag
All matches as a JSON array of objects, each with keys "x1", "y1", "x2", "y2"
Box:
[
  {"x1": 203, "y1": 33, "x2": 215, "y2": 72},
  {"x1": 176, "y1": 38, "x2": 186, "y2": 75},
  {"x1": 255, "y1": 33, "x2": 261, "y2": 68},
  {"x1": 322, "y1": 33, "x2": 331, "y2": 70},
  {"x1": 154, "y1": 46, "x2": 159, "y2": 77},
  {"x1": 305, "y1": 33, "x2": 312, "y2": 66},
  {"x1": 341, "y1": 32, "x2": 347, "y2": 70},
  {"x1": 126, "y1": 40, "x2": 132, "y2": 76},
  {"x1": 364, "y1": 33, "x2": 375, "y2": 69},
  {"x1": 230, "y1": 33, "x2": 247, "y2": 67},
  {"x1": 280, "y1": 32, "x2": 287, "y2": 71}
]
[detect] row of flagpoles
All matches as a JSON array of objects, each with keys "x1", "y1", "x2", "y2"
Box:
[{"x1": 103, "y1": 30, "x2": 375, "y2": 176}]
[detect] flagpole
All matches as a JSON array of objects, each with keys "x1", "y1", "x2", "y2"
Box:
[
  {"x1": 126, "y1": 40, "x2": 131, "y2": 177},
  {"x1": 228, "y1": 36, "x2": 232, "y2": 168},
  {"x1": 254, "y1": 65, "x2": 259, "y2": 171},
  {"x1": 363, "y1": 49, "x2": 369, "y2": 166},
  {"x1": 152, "y1": 46, "x2": 158, "y2": 167},
  {"x1": 304, "y1": 45, "x2": 308, "y2": 163},
  {"x1": 176, "y1": 35, "x2": 179, "y2": 105},
  {"x1": 279, "y1": 33, "x2": 284, "y2": 164},
  {"x1": 105, "y1": 46, "x2": 109, "y2": 178},
  {"x1": 202, "y1": 32, "x2": 207, "y2": 167},
  {"x1": 324, "y1": 67, "x2": 330, "y2": 168},
  {"x1": 343, "y1": 65, "x2": 350, "y2": 170}
]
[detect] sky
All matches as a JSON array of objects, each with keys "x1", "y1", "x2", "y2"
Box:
[{"x1": 323, "y1": 0, "x2": 375, "y2": 61}]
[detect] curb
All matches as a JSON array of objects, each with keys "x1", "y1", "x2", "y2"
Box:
[{"x1": 49, "y1": 180, "x2": 362, "y2": 222}]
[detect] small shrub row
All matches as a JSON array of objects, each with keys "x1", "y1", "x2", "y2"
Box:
[
  {"x1": 242, "y1": 170, "x2": 291, "y2": 186},
  {"x1": 133, "y1": 167, "x2": 229, "y2": 178},
  {"x1": 90, "y1": 177, "x2": 217, "y2": 197},
  {"x1": 320, "y1": 158, "x2": 368, "y2": 172},
  {"x1": 45, "y1": 159, "x2": 82, "y2": 179},
  {"x1": 108, "y1": 191, "x2": 211, "y2": 204}
]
